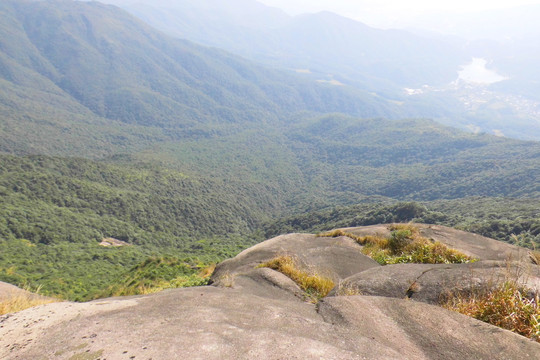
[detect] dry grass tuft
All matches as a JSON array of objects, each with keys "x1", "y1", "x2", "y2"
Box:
[
  {"x1": 108, "y1": 273, "x2": 209, "y2": 297},
  {"x1": 199, "y1": 264, "x2": 216, "y2": 279},
  {"x1": 388, "y1": 223, "x2": 421, "y2": 235},
  {"x1": 320, "y1": 229, "x2": 349, "y2": 238},
  {"x1": 257, "y1": 255, "x2": 335, "y2": 302},
  {"x1": 529, "y1": 250, "x2": 540, "y2": 265},
  {"x1": 321, "y1": 225, "x2": 540, "y2": 341},
  {"x1": 334, "y1": 281, "x2": 362, "y2": 296},
  {"x1": 443, "y1": 280, "x2": 540, "y2": 342},
  {"x1": 0, "y1": 290, "x2": 58, "y2": 315},
  {"x1": 217, "y1": 272, "x2": 235, "y2": 288},
  {"x1": 320, "y1": 224, "x2": 473, "y2": 265}
]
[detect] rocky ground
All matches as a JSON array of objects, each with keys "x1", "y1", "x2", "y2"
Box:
[{"x1": 1, "y1": 224, "x2": 539, "y2": 359}]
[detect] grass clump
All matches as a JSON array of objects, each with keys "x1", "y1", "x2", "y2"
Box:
[
  {"x1": 334, "y1": 281, "x2": 362, "y2": 296},
  {"x1": 442, "y1": 280, "x2": 540, "y2": 342},
  {"x1": 257, "y1": 255, "x2": 334, "y2": 302},
  {"x1": 320, "y1": 224, "x2": 473, "y2": 265},
  {"x1": 0, "y1": 288, "x2": 58, "y2": 315}
]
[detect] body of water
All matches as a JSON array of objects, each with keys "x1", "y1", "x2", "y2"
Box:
[{"x1": 458, "y1": 58, "x2": 508, "y2": 84}]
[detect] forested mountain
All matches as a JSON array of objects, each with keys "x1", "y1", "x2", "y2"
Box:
[
  {"x1": 102, "y1": 0, "x2": 540, "y2": 141},
  {"x1": 0, "y1": 155, "x2": 262, "y2": 300},
  {"x1": 0, "y1": 0, "x2": 538, "y2": 301},
  {"x1": 0, "y1": 0, "x2": 398, "y2": 157}
]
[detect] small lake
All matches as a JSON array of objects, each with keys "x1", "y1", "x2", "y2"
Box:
[{"x1": 458, "y1": 58, "x2": 508, "y2": 84}]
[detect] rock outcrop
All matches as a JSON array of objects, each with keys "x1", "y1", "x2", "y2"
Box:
[{"x1": 1, "y1": 224, "x2": 539, "y2": 359}]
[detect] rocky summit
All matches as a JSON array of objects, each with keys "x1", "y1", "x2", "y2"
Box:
[{"x1": 1, "y1": 224, "x2": 539, "y2": 359}]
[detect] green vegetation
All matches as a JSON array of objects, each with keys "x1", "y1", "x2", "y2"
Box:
[
  {"x1": 0, "y1": 155, "x2": 261, "y2": 300},
  {"x1": 320, "y1": 225, "x2": 472, "y2": 265},
  {"x1": 0, "y1": 239, "x2": 143, "y2": 301},
  {"x1": 99, "y1": 257, "x2": 214, "y2": 297},
  {"x1": 0, "y1": 154, "x2": 275, "y2": 243},
  {"x1": 257, "y1": 255, "x2": 335, "y2": 302},
  {"x1": 0, "y1": 236, "x2": 237, "y2": 301},
  {"x1": 0, "y1": 0, "x2": 396, "y2": 159}
]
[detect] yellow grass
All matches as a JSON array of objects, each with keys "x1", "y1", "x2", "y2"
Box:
[
  {"x1": 257, "y1": 255, "x2": 335, "y2": 302},
  {"x1": 199, "y1": 263, "x2": 217, "y2": 279},
  {"x1": 334, "y1": 281, "x2": 362, "y2": 296},
  {"x1": 322, "y1": 225, "x2": 539, "y2": 341},
  {"x1": 388, "y1": 223, "x2": 421, "y2": 235},
  {"x1": 0, "y1": 292, "x2": 57, "y2": 315},
  {"x1": 107, "y1": 273, "x2": 209, "y2": 297},
  {"x1": 443, "y1": 280, "x2": 540, "y2": 342},
  {"x1": 529, "y1": 250, "x2": 540, "y2": 265}
]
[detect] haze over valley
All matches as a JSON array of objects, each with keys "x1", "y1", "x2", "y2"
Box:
[{"x1": 101, "y1": 0, "x2": 540, "y2": 140}]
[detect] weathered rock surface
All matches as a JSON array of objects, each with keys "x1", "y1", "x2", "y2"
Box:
[
  {"x1": 331, "y1": 261, "x2": 540, "y2": 304},
  {"x1": 0, "y1": 282, "x2": 31, "y2": 301},
  {"x1": 210, "y1": 232, "x2": 381, "y2": 298},
  {"x1": 1, "y1": 224, "x2": 539, "y2": 359},
  {"x1": 211, "y1": 233, "x2": 381, "y2": 282},
  {"x1": 319, "y1": 295, "x2": 540, "y2": 359}
]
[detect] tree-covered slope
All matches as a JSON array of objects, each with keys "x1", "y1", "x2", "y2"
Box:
[
  {"x1": 0, "y1": 154, "x2": 264, "y2": 300},
  {"x1": 2, "y1": 114, "x2": 538, "y2": 300},
  {"x1": 282, "y1": 115, "x2": 540, "y2": 202},
  {"x1": 0, "y1": 155, "x2": 279, "y2": 244},
  {"x1": 0, "y1": 0, "x2": 398, "y2": 157}
]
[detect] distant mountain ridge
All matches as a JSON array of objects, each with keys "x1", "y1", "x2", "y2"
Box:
[
  {"x1": 101, "y1": 0, "x2": 540, "y2": 141},
  {"x1": 108, "y1": 0, "x2": 467, "y2": 90}
]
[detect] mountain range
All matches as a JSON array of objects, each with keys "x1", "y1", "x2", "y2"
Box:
[
  {"x1": 1, "y1": 0, "x2": 404, "y2": 157},
  {"x1": 103, "y1": 0, "x2": 467, "y2": 89},
  {"x1": 100, "y1": 0, "x2": 540, "y2": 140}
]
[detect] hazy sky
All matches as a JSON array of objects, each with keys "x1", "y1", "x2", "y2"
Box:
[{"x1": 258, "y1": 0, "x2": 540, "y2": 27}]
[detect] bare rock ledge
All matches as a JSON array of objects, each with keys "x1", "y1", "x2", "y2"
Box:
[{"x1": 1, "y1": 224, "x2": 539, "y2": 359}]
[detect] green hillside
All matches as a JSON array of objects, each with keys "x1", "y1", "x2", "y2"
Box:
[
  {"x1": 285, "y1": 115, "x2": 540, "y2": 200},
  {"x1": 0, "y1": 0, "x2": 397, "y2": 157},
  {"x1": 0, "y1": 155, "x2": 265, "y2": 300},
  {"x1": 2, "y1": 114, "x2": 538, "y2": 300}
]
